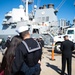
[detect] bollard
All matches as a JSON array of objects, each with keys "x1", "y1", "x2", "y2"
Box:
[{"x1": 50, "y1": 43, "x2": 55, "y2": 61}]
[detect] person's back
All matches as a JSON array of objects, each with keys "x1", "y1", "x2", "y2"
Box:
[
  {"x1": 20, "y1": 38, "x2": 42, "y2": 67},
  {"x1": 11, "y1": 26, "x2": 42, "y2": 75},
  {"x1": 61, "y1": 40, "x2": 74, "y2": 57},
  {"x1": 12, "y1": 38, "x2": 42, "y2": 75},
  {"x1": 5, "y1": 37, "x2": 11, "y2": 48},
  {"x1": 60, "y1": 35, "x2": 74, "y2": 75},
  {"x1": 40, "y1": 39, "x2": 44, "y2": 47},
  {"x1": 38, "y1": 37, "x2": 44, "y2": 48}
]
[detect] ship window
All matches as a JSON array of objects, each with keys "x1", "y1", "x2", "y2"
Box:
[
  {"x1": 11, "y1": 25, "x2": 16, "y2": 29},
  {"x1": 38, "y1": 17, "x2": 41, "y2": 22},
  {"x1": 46, "y1": 16, "x2": 49, "y2": 21},
  {"x1": 28, "y1": 28, "x2": 30, "y2": 31},
  {"x1": 67, "y1": 30, "x2": 74, "y2": 34},
  {"x1": 42, "y1": 17, "x2": 45, "y2": 21},
  {"x1": 33, "y1": 29, "x2": 39, "y2": 34}
]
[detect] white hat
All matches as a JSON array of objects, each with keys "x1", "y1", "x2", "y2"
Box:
[
  {"x1": 39, "y1": 36, "x2": 42, "y2": 38},
  {"x1": 16, "y1": 26, "x2": 29, "y2": 33},
  {"x1": 8, "y1": 35, "x2": 11, "y2": 37}
]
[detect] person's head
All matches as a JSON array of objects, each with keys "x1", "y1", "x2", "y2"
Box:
[
  {"x1": 2, "y1": 38, "x2": 5, "y2": 43},
  {"x1": 39, "y1": 36, "x2": 43, "y2": 40},
  {"x1": 16, "y1": 26, "x2": 30, "y2": 39},
  {"x1": 6, "y1": 35, "x2": 22, "y2": 56},
  {"x1": 7, "y1": 35, "x2": 11, "y2": 40},
  {"x1": 63, "y1": 35, "x2": 68, "y2": 40},
  {"x1": 10, "y1": 35, "x2": 22, "y2": 47}
]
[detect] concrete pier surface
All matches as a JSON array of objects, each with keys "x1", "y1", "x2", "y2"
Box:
[
  {"x1": 0, "y1": 48, "x2": 75, "y2": 75},
  {"x1": 40, "y1": 48, "x2": 75, "y2": 75}
]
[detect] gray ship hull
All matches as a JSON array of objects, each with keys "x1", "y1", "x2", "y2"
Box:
[{"x1": 0, "y1": 29, "x2": 18, "y2": 41}]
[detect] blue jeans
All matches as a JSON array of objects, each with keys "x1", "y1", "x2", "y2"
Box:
[{"x1": 21, "y1": 63, "x2": 41, "y2": 75}]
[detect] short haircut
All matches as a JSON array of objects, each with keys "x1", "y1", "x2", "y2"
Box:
[
  {"x1": 63, "y1": 35, "x2": 68, "y2": 38},
  {"x1": 20, "y1": 30, "x2": 29, "y2": 39}
]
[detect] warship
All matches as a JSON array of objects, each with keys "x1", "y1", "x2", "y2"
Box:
[{"x1": 0, "y1": 0, "x2": 59, "y2": 45}]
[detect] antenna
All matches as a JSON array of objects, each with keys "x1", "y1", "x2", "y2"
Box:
[
  {"x1": 37, "y1": 0, "x2": 41, "y2": 9},
  {"x1": 22, "y1": 0, "x2": 26, "y2": 9},
  {"x1": 74, "y1": 1, "x2": 75, "y2": 6},
  {"x1": 22, "y1": 0, "x2": 26, "y2": 3},
  {"x1": 56, "y1": 0, "x2": 66, "y2": 10},
  {"x1": 22, "y1": 0, "x2": 28, "y2": 20}
]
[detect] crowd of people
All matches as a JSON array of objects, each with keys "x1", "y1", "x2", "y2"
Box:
[{"x1": 0, "y1": 25, "x2": 74, "y2": 75}]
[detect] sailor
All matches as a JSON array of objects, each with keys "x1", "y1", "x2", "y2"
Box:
[
  {"x1": 60, "y1": 35, "x2": 74, "y2": 75},
  {"x1": 5, "y1": 35, "x2": 11, "y2": 48},
  {"x1": 1, "y1": 38, "x2": 6, "y2": 49},
  {"x1": 38, "y1": 36, "x2": 44, "y2": 48},
  {"x1": 11, "y1": 26, "x2": 42, "y2": 75}
]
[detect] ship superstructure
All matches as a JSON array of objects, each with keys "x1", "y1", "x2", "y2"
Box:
[
  {"x1": 0, "y1": 5, "x2": 30, "y2": 40},
  {"x1": 2, "y1": 5, "x2": 28, "y2": 29},
  {"x1": 34, "y1": 4, "x2": 59, "y2": 36},
  {"x1": 35, "y1": 4, "x2": 58, "y2": 25},
  {"x1": 0, "y1": 0, "x2": 59, "y2": 45}
]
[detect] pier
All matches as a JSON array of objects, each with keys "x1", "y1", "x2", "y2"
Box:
[
  {"x1": 40, "y1": 48, "x2": 75, "y2": 75},
  {"x1": 0, "y1": 48, "x2": 75, "y2": 75}
]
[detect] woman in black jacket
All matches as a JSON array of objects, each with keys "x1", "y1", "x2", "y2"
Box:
[{"x1": 0, "y1": 35, "x2": 23, "y2": 75}]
